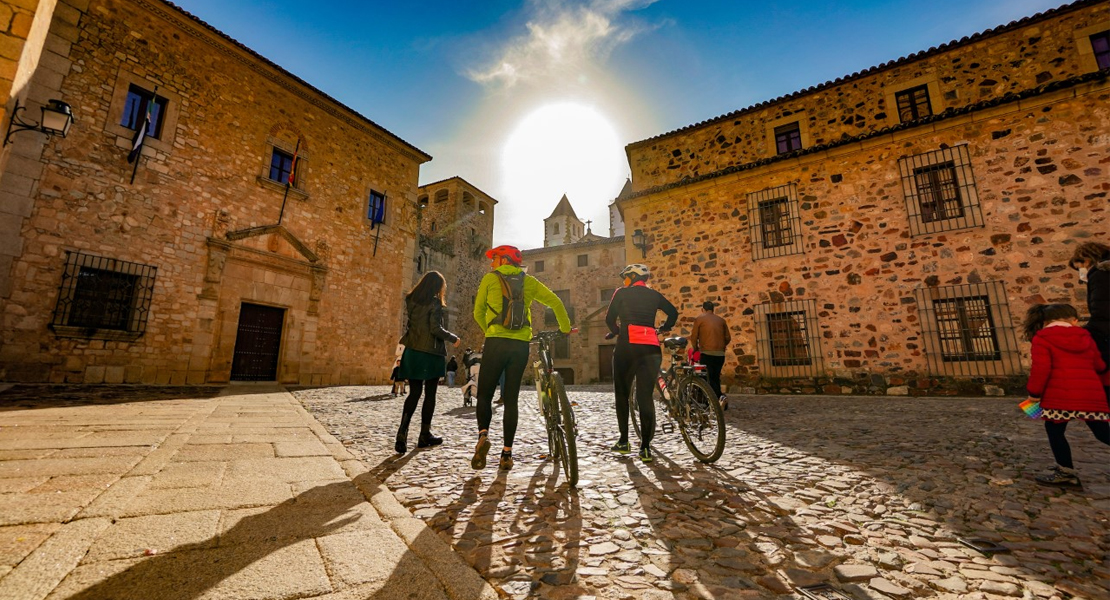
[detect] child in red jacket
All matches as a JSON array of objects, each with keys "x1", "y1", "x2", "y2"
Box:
[{"x1": 1023, "y1": 304, "x2": 1110, "y2": 488}]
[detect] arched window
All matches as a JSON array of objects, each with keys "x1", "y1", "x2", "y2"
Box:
[
  {"x1": 478, "y1": 201, "x2": 490, "y2": 215},
  {"x1": 418, "y1": 195, "x2": 428, "y2": 208},
  {"x1": 463, "y1": 191, "x2": 474, "y2": 207},
  {"x1": 434, "y1": 189, "x2": 448, "y2": 203}
]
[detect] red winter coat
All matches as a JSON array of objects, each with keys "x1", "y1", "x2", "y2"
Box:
[{"x1": 1026, "y1": 325, "x2": 1108, "y2": 413}]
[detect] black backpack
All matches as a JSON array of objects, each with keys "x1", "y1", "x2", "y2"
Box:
[{"x1": 488, "y1": 271, "x2": 527, "y2": 329}]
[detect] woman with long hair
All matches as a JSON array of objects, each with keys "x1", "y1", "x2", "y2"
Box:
[
  {"x1": 1068, "y1": 241, "x2": 1110, "y2": 402},
  {"x1": 395, "y1": 271, "x2": 459, "y2": 454}
]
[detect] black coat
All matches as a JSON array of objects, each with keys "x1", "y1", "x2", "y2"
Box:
[
  {"x1": 399, "y1": 298, "x2": 458, "y2": 356},
  {"x1": 1084, "y1": 259, "x2": 1110, "y2": 338}
]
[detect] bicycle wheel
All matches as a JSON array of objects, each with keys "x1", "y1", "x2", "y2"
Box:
[
  {"x1": 677, "y1": 376, "x2": 725, "y2": 463},
  {"x1": 550, "y1": 373, "x2": 578, "y2": 486}
]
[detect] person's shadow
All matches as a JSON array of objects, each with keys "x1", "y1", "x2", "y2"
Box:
[{"x1": 62, "y1": 476, "x2": 379, "y2": 600}]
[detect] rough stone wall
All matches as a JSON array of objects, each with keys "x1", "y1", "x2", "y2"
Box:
[
  {"x1": 415, "y1": 178, "x2": 495, "y2": 354},
  {"x1": 621, "y1": 80, "x2": 1109, "y2": 395},
  {"x1": 0, "y1": 0, "x2": 428, "y2": 384},
  {"x1": 523, "y1": 238, "x2": 625, "y2": 383},
  {"x1": 627, "y1": 1, "x2": 1110, "y2": 191}
]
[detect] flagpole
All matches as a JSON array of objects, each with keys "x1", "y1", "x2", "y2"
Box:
[
  {"x1": 128, "y1": 144, "x2": 142, "y2": 185},
  {"x1": 277, "y1": 139, "x2": 300, "y2": 225}
]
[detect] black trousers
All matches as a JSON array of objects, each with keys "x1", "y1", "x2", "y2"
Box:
[
  {"x1": 700, "y1": 354, "x2": 725, "y2": 398},
  {"x1": 1044, "y1": 419, "x2": 1110, "y2": 469},
  {"x1": 397, "y1": 379, "x2": 438, "y2": 439},
  {"x1": 475, "y1": 337, "x2": 530, "y2": 448},
  {"x1": 613, "y1": 345, "x2": 661, "y2": 449}
]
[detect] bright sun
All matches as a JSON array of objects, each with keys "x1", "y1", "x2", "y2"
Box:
[{"x1": 501, "y1": 102, "x2": 625, "y2": 228}]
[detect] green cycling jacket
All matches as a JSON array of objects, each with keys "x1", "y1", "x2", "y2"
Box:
[{"x1": 473, "y1": 265, "x2": 571, "y2": 341}]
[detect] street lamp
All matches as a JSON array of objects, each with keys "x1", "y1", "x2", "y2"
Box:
[
  {"x1": 5, "y1": 99, "x2": 74, "y2": 146},
  {"x1": 632, "y1": 228, "x2": 648, "y2": 258}
]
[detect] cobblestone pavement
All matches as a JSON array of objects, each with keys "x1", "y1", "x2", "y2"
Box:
[{"x1": 294, "y1": 385, "x2": 1110, "y2": 600}]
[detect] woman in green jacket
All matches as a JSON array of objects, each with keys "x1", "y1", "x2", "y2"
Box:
[{"x1": 396, "y1": 271, "x2": 460, "y2": 454}]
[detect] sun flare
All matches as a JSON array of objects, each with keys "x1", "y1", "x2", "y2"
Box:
[{"x1": 501, "y1": 103, "x2": 626, "y2": 233}]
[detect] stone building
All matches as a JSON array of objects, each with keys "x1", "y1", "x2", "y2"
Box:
[
  {"x1": 522, "y1": 196, "x2": 625, "y2": 384},
  {"x1": 0, "y1": 0, "x2": 433, "y2": 385},
  {"x1": 617, "y1": 0, "x2": 1110, "y2": 395},
  {"x1": 413, "y1": 176, "x2": 496, "y2": 354}
]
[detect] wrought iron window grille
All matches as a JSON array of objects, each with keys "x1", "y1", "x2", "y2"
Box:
[
  {"x1": 755, "y1": 299, "x2": 823, "y2": 377},
  {"x1": 898, "y1": 144, "x2": 983, "y2": 236},
  {"x1": 748, "y1": 183, "x2": 804, "y2": 260},
  {"x1": 914, "y1": 281, "x2": 1022, "y2": 377},
  {"x1": 50, "y1": 251, "x2": 157, "y2": 341}
]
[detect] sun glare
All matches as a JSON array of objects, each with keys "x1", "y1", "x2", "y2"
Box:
[{"x1": 501, "y1": 103, "x2": 626, "y2": 230}]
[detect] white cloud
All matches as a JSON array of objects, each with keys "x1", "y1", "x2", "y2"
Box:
[{"x1": 468, "y1": 0, "x2": 661, "y2": 88}]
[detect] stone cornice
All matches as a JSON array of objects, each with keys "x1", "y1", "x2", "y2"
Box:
[
  {"x1": 136, "y1": 0, "x2": 432, "y2": 165},
  {"x1": 521, "y1": 236, "x2": 625, "y2": 256}
]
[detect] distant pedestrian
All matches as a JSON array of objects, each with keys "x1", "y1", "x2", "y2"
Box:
[
  {"x1": 446, "y1": 355, "x2": 458, "y2": 387},
  {"x1": 389, "y1": 359, "x2": 405, "y2": 397},
  {"x1": 1022, "y1": 304, "x2": 1109, "y2": 488},
  {"x1": 395, "y1": 271, "x2": 460, "y2": 454},
  {"x1": 1068, "y1": 241, "x2": 1110, "y2": 402},
  {"x1": 689, "y1": 300, "x2": 732, "y2": 410}
]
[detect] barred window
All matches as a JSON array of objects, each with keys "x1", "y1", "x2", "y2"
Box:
[
  {"x1": 914, "y1": 281, "x2": 1022, "y2": 376},
  {"x1": 50, "y1": 251, "x2": 157, "y2": 340},
  {"x1": 898, "y1": 145, "x2": 983, "y2": 235},
  {"x1": 755, "y1": 299, "x2": 823, "y2": 377},
  {"x1": 748, "y1": 183, "x2": 804, "y2": 260},
  {"x1": 895, "y1": 85, "x2": 932, "y2": 123},
  {"x1": 774, "y1": 122, "x2": 802, "y2": 154}
]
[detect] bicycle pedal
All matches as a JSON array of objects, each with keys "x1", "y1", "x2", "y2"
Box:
[{"x1": 661, "y1": 422, "x2": 675, "y2": 434}]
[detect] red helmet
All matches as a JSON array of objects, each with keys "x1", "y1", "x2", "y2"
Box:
[{"x1": 485, "y1": 245, "x2": 522, "y2": 265}]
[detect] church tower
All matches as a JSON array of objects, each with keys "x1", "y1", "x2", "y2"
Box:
[{"x1": 543, "y1": 194, "x2": 585, "y2": 247}]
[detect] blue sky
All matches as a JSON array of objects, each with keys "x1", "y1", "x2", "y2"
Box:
[{"x1": 173, "y1": 0, "x2": 1067, "y2": 248}]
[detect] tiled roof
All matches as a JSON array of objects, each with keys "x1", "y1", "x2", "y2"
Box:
[
  {"x1": 521, "y1": 235, "x2": 625, "y2": 256},
  {"x1": 627, "y1": 0, "x2": 1102, "y2": 150},
  {"x1": 417, "y1": 176, "x2": 500, "y2": 204},
  {"x1": 547, "y1": 194, "x2": 579, "y2": 220},
  {"x1": 621, "y1": 69, "x2": 1109, "y2": 201}
]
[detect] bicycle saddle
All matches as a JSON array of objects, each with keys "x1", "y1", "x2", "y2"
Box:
[{"x1": 663, "y1": 337, "x2": 688, "y2": 349}]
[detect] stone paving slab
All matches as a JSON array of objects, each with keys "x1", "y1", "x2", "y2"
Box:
[
  {"x1": 0, "y1": 384, "x2": 499, "y2": 600},
  {"x1": 297, "y1": 384, "x2": 1110, "y2": 600}
]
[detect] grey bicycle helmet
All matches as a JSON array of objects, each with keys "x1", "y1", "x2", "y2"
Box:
[{"x1": 619, "y1": 263, "x2": 651, "y2": 281}]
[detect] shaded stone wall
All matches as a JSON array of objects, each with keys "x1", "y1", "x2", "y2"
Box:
[
  {"x1": 0, "y1": 0, "x2": 428, "y2": 384},
  {"x1": 627, "y1": 1, "x2": 1109, "y2": 192},
  {"x1": 523, "y1": 238, "x2": 625, "y2": 383},
  {"x1": 620, "y1": 80, "x2": 1109, "y2": 395}
]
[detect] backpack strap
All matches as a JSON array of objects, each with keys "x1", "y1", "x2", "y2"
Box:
[{"x1": 486, "y1": 272, "x2": 510, "y2": 328}]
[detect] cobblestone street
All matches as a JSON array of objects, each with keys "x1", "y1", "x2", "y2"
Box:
[{"x1": 295, "y1": 385, "x2": 1110, "y2": 600}]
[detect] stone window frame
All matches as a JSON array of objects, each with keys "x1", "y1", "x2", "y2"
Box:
[
  {"x1": 49, "y1": 250, "x2": 158, "y2": 342},
  {"x1": 897, "y1": 144, "x2": 983, "y2": 236},
  {"x1": 894, "y1": 84, "x2": 932, "y2": 123},
  {"x1": 433, "y1": 189, "x2": 449, "y2": 204},
  {"x1": 478, "y1": 200, "x2": 491, "y2": 216},
  {"x1": 884, "y1": 74, "x2": 944, "y2": 126},
  {"x1": 365, "y1": 188, "x2": 387, "y2": 227},
  {"x1": 534, "y1": 260, "x2": 545, "y2": 273},
  {"x1": 577, "y1": 254, "x2": 589, "y2": 267},
  {"x1": 753, "y1": 298, "x2": 823, "y2": 378},
  {"x1": 913, "y1": 281, "x2": 1022, "y2": 377},
  {"x1": 256, "y1": 136, "x2": 309, "y2": 201},
  {"x1": 747, "y1": 183, "x2": 805, "y2": 261},
  {"x1": 104, "y1": 71, "x2": 181, "y2": 158},
  {"x1": 1074, "y1": 24, "x2": 1110, "y2": 72},
  {"x1": 765, "y1": 112, "x2": 810, "y2": 157}
]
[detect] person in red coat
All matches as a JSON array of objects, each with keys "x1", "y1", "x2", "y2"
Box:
[{"x1": 1023, "y1": 304, "x2": 1110, "y2": 488}]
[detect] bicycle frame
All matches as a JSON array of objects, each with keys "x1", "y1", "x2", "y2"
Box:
[{"x1": 656, "y1": 343, "x2": 708, "y2": 421}]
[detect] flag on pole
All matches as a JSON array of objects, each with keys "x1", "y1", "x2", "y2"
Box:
[
  {"x1": 287, "y1": 147, "x2": 299, "y2": 187},
  {"x1": 127, "y1": 96, "x2": 153, "y2": 164}
]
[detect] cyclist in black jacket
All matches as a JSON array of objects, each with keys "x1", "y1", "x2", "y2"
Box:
[{"x1": 604, "y1": 264, "x2": 678, "y2": 463}]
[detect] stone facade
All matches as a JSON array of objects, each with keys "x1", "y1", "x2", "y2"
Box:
[
  {"x1": 414, "y1": 177, "x2": 496, "y2": 355},
  {"x1": 0, "y1": 0, "x2": 432, "y2": 385},
  {"x1": 618, "y1": 0, "x2": 1110, "y2": 395},
  {"x1": 523, "y1": 212, "x2": 626, "y2": 384}
]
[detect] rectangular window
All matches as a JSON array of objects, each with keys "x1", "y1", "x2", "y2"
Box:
[
  {"x1": 545, "y1": 289, "x2": 573, "y2": 327},
  {"x1": 914, "y1": 281, "x2": 1021, "y2": 376},
  {"x1": 577, "y1": 254, "x2": 589, "y2": 267},
  {"x1": 754, "y1": 299, "x2": 822, "y2": 377},
  {"x1": 748, "y1": 183, "x2": 803, "y2": 260},
  {"x1": 600, "y1": 288, "x2": 616, "y2": 303},
  {"x1": 898, "y1": 144, "x2": 983, "y2": 236},
  {"x1": 50, "y1": 251, "x2": 157, "y2": 340},
  {"x1": 368, "y1": 190, "x2": 386, "y2": 224},
  {"x1": 895, "y1": 85, "x2": 932, "y2": 123},
  {"x1": 1092, "y1": 31, "x2": 1110, "y2": 69},
  {"x1": 120, "y1": 85, "x2": 168, "y2": 139},
  {"x1": 554, "y1": 223, "x2": 560, "y2": 234},
  {"x1": 269, "y1": 148, "x2": 294, "y2": 184},
  {"x1": 774, "y1": 122, "x2": 802, "y2": 154},
  {"x1": 534, "y1": 260, "x2": 545, "y2": 273}
]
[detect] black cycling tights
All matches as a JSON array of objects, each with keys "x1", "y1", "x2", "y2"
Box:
[
  {"x1": 1044, "y1": 420, "x2": 1110, "y2": 469},
  {"x1": 475, "y1": 338, "x2": 530, "y2": 448},
  {"x1": 398, "y1": 378, "x2": 438, "y2": 437},
  {"x1": 613, "y1": 347, "x2": 661, "y2": 449}
]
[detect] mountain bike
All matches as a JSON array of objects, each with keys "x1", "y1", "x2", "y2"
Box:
[
  {"x1": 532, "y1": 329, "x2": 578, "y2": 487},
  {"x1": 630, "y1": 335, "x2": 725, "y2": 463}
]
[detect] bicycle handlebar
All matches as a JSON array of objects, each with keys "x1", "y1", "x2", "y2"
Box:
[{"x1": 532, "y1": 327, "x2": 578, "y2": 342}]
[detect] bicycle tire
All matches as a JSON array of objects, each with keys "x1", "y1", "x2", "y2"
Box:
[
  {"x1": 677, "y1": 376, "x2": 725, "y2": 463},
  {"x1": 627, "y1": 376, "x2": 642, "y2": 441},
  {"x1": 550, "y1": 373, "x2": 578, "y2": 486}
]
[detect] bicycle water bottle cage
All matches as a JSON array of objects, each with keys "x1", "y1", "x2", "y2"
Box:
[{"x1": 663, "y1": 337, "x2": 688, "y2": 349}]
